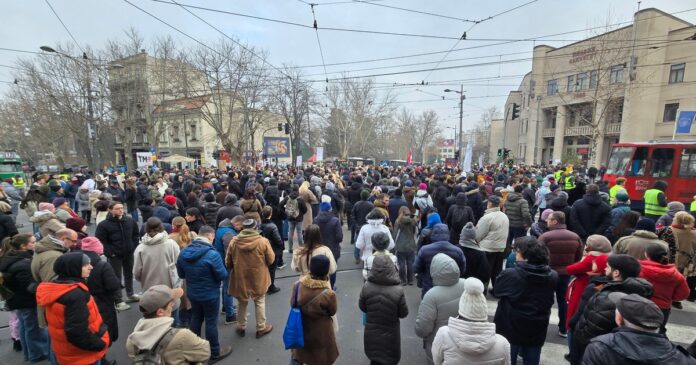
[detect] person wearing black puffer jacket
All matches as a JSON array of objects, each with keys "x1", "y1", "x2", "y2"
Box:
[
  {"x1": 95, "y1": 201, "x2": 141, "y2": 305},
  {"x1": 569, "y1": 184, "x2": 612, "y2": 242},
  {"x1": 568, "y1": 254, "x2": 653, "y2": 365},
  {"x1": 201, "y1": 193, "x2": 221, "y2": 229},
  {"x1": 259, "y1": 206, "x2": 283, "y2": 295},
  {"x1": 464, "y1": 182, "x2": 485, "y2": 222},
  {"x1": 445, "y1": 192, "x2": 475, "y2": 244},
  {"x1": 359, "y1": 255, "x2": 409, "y2": 365}
]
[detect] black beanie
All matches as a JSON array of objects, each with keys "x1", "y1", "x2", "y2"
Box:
[
  {"x1": 309, "y1": 255, "x2": 330, "y2": 278},
  {"x1": 54, "y1": 252, "x2": 90, "y2": 279}
]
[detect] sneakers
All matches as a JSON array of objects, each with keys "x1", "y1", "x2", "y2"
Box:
[
  {"x1": 12, "y1": 339, "x2": 21, "y2": 352},
  {"x1": 278, "y1": 263, "x2": 287, "y2": 270},
  {"x1": 224, "y1": 314, "x2": 237, "y2": 325},
  {"x1": 115, "y1": 302, "x2": 131, "y2": 311},
  {"x1": 267, "y1": 286, "x2": 281, "y2": 295},
  {"x1": 126, "y1": 294, "x2": 141, "y2": 303},
  {"x1": 209, "y1": 345, "x2": 233, "y2": 364},
  {"x1": 256, "y1": 324, "x2": 273, "y2": 338},
  {"x1": 558, "y1": 330, "x2": 568, "y2": 338}
]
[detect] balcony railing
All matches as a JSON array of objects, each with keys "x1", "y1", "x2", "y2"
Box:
[
  {"x1": 542, "y1": 128, "x2": 556, "y2": 138},
  {"x1": 564, "y1": 125, "x2": 593, "y2": 137},
  {"x1": 605, "y1": 123, "x2": 621, "y2": 135}
]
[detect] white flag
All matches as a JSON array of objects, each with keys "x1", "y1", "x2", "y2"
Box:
[{"x1": 462, "y1": 136, "x2": 473, "y2": 173}]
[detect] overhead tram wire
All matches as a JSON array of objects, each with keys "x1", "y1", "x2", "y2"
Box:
[
  {"x1": 308, "y1": 3, "x2": 330, "y2": 91},
  {"x1": 43, "y1": 0, "x2": 86, "y2": 54},
  {"x1": 346, "y1": 0, "x2": 478, "y2": 23}
]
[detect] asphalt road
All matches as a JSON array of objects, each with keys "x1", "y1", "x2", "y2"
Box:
[{"x1": 1, "y1": 210, "x2": 695, "y2": 365}]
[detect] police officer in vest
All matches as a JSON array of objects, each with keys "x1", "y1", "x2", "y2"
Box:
[
  {"x1": 564, "y1": 171, "x2": 576, "y2": 191},
  {"x1": 609, "y1": 177, "x2": 627, "y2": 205},
  {"x1": 12, "y1": 174, "x2": 25, "y2": 197},
  {"x1": 690, "y1": 194, "x2": 696, "y2": 214},
  {"x1": 643, "y1": 180, "x2": 668, "y2": 221}
]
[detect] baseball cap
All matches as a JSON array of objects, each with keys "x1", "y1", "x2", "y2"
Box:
[
  {"x1": 608, "y1": 292, "x2": 663, "y2": 330},
  {"x1": 139, "y1": 285, "x2": 184, "y2": 315}
]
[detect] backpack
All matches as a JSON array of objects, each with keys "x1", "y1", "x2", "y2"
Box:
[
  {"x1": 285, "y1": 197, "x2": 300, "y2": 219},
  {"x1": 132, "y1": 327, "x2": 179, "y2": 365}
]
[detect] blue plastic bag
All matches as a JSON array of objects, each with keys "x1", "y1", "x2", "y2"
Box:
[{"x1": 283, "y1": 283, "x2": 304, "y2": 349}]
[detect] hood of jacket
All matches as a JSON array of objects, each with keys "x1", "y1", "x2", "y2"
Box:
[
  {"x1": 506, "y1": 192, "x2": 522, "y2": 202},
  {"x1": 34, "y1": 236, "x2": 68, "y2": 255},
  {"x1": 128, "y1": 316, "x2": 175, "y2": 351},
  {"x1": 515, "y1": 261, "x2": 555, "y2": 280},
  {"x1": 447, "y1": 317, "x2": 500, "y2": 355},
  {"x1": 180, "y1": 239, "x2": 214, "y2": 263},
  {"x1": 232, "y1": 229, "x2": 265, "y2": 251},
  {"x1": 427, "y1": 213, "x2": 442, "y2": 228},
  {"x1": 605, "y1": 327, "x2": 680, "y2": 363},
  {"x1": 218, "y1": 218, "x2": 233, "y2": 228},
  {"x1": 0, "y1": 250, "x2": 32, "y2": 272},
  {"x1": 640, "y1": 260, "x2": 683, "y2": 284},
  {"x1": 455, "y1": 192, "x2": 468, "y2": 206},
  {"x1": 416, "y1": 189, "x2": 429, "y2": 198},
  {"x1": 603, "y1": 277, "x2": 654, "y2": 298},
  {"x1": 30, "y1": 211, "x2": 57, "y2": 224},
  {"x1": 367, "y1": 255, "x2": 401, "y2": 285},
  {"x1": 582, "y1": 192, "x2": 603, "y2": 206},
  {"x1": 152, "y1": 207, "x2": 171, "y2": 222},
  {"x1": 367, "y1": 218, "x2": 384, "y2": 227},
  {"x1": 632, "y1": 230, "x2": 659, "y2": 239},
  {"x1": 314, "y1": 210, "x2": 335, "y2": 224},
  {"x1": 550, "y1": 196, "x2": 568, "y2": 210},
  {"x1": 224, "y1": 194, "x2": 239, "y2": 206},
  {"x1": 140, "y1": 231, "x2": 170, "y2": 246},
  {"x1": 36, "y1": 282, "x2": 83, "y2": 307},
  {"x1": 430, "y1": 223, "x2": 450, "y2": 242},
  {"x1": 430, "y1": 253, "x2": 460, "y2": 286}
]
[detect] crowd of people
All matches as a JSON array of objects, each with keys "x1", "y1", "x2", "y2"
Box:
[{"x1": 0, "y1": 163, "x2": 696, "y2": 365}]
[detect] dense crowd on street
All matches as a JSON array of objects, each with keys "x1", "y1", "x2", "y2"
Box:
[{"x1": 1, "y1": 162, "x2": 696, "y2": 365}]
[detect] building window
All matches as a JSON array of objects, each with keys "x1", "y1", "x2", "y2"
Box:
[
  {"x1": 576, "y1": 72, "x2": 589, "y2": 91},
  {"x1": 669, "y1": 63, "x2": 685, "y2": 84},
  {"x1": 567, "y1": 75, "x2": 574, "y2": 92},
  {"x1": 547, "y1": 79, "x2": 558, "y2": 96},
  {"x1": 589, "y1": 70, "x2": 598, "y2": 88},
  {"x1": 610, "y1": 64, "x2": 624, "y2": 84},
  {"x1": 649, "y1": 148, "x2": 674, "y2": 178},
  {"x1": 190, "y1": 124, "x2": 198, "y2": 141},
  {"x1": 663, "y1": 103, "x2": 679, "y2": 123},
  {"x1": 679, "y1": 149, "x2": 696, "y2": 177},
  {"x1": 172, "y1": 126, "x2": 180, "y2": 142}
]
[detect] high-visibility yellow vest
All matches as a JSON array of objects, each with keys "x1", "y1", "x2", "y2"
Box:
[
  {"x1": 12, "y1": 177, "x2": 25, "y2": 188},
  {"x1": 690, "y1": 200, "x2": 696, "y2": 212},
  {"x1": 609, "y1": 184, "x2": 624, "y2": 204},
  {"x1": 644, "y1": 189, "x2": 667, "y2": 216},
  {"x1": 564, "y1": 176, "x2": 575, "y2": 190},
  {"x1": 553, "y1": 170, "x2": 563, "y2": 182}
]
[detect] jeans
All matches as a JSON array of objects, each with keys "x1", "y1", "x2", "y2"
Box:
[
  {"x1": 189, "y1": 297, "x2": 221, "y2": 356},
  {"x1": 237, "y1": 295, "x2": 267, "y2": 330},
  {"x1": 330, "y1": 272, "x2": 337, "y2": 290},
  {"x1": 350, "y1": 222, "x2": 359, "y2": 244},
  {"x1": 221, "y1": 273, "x2": 236, "y2": 320},
  {"x1": 129, "y1": 208, "x2": 139, "y2": 223},
  {"x1": 81, "y1": 210, "x2": 91, "y2": 224},
  {"x1": 660, "y1": 308, "x2": 670, "y2": 334},
  {"x1": 397, "y1": 251, "x2": 416, "y2": 284},
  {"x1": 17, "y1": 307, "x2": 49, "y2": 361},
  {"x1": 510, "y1": 344, "x2": 542, "y2": 365},
  {"x1": 108, "y1": 254, "x2": 135, "y2": 300},
  {"x1": 506, "y1": 227, "x2": 527, "y2": 257},
  {"x1": 556, "y1": 275, "x2": 571, "y2": 333},
  {"x1": 287, "y1": 221, "x2": 303, "y2": 252}
]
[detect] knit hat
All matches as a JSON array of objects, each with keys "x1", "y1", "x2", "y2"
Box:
[
  {"x1": 52, "y1": 198, "x2": 67, "y2": 207},
  {"x1": 487, "y1": 195, "x2": 502, "y2": 206},
  {"x1": 164, "y1": 195, "x2": 177, "y2": 206},
  {"x1": 39, "y1": 202, "x2": 55, "y2": 213},
  {"x1": 309, "y1": 254, "x2": 330, "y2": 278},
  {"x1": 360, "y1": 189, "x2": 370, "y2": 200},
  {"x1": 586, "y1": 234, "x2": 612, "y2": 253},
  {"x1": 635, "y1": 218, "x2": 656, "y2": 233},
  {"x1": 667, "y1": 201, "x2": 685, "y2": 214},
  {"x1": 321, "y1": 194, "x2": 332, "y2": 204},
  {"x1": 242, "y1": 219, "x2": 257, "y2": 229},
  {"x1": 80, "y1": 237, "x2": 104, "y2": 255},
  {"x1": 542, "y1": 181, "x2": 550, "y2": 187},
  {"x1": 371, "y1": 231, "x2": 390, "y2": 251},
  {"x1": 325, "y1": 181, "x2": 335, "y2": 191},
  {"x1": 616, "y1": 190, "x2": 630, "y2": 202},
  {"x1": 460, "y1": 222, "x2": 476, "y2": 242},
  {"x1": 320, "y1": 202, "x2": 332, "y2": 212},
  {"x1": 541, "y1": 209, "x2": 554, "y2": 221},
  {"x1": 65, "y1": 217, "x2": 86, "y2": 232},
  {"x1": 418, "y1": 183, "x2": 427, "y2": 190},
  {"x1": 458, "y1": 277, "x2": 488, "y2": 321}
]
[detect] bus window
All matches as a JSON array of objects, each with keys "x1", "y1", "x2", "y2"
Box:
[
  {"x1": 649, "y1": 148, "x2": 674, "y2": 178},
  {"x1": 678, "y1": 148, "x2": 696, "y2": 177},
  {"x1": 628, "y1": 147, "x2": 648, "y2": 176},
  {"x1": 606, "y1": 146, "x2": 634, "y2": 175}
]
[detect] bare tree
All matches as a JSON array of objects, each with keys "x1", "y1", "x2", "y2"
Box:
[
  {"x1": 413, "y1": 110, "x2": 441, "y2": 162},
  {"x1": 270, "y1": 67, "x2": 313, "y2": 164}
]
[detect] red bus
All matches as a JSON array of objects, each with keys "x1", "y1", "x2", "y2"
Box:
[{"x1": 603, "y1": 141, "x2": 696, "y2": 210}]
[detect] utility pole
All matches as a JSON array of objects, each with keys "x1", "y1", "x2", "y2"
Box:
[{"x1": 444, "y1": 85, "x2": 465, "y2": 165}]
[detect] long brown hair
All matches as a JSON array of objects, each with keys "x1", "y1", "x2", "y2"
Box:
[
  {"x1": 301, "y1": 224, "x2": 323, "y2": 268},
  {"x1": 0, "y1": 234, "x2": 34, "y2": 257},
  {"x1": 395, "y1": 206, "x2": 412, "y2": 226},
  {"x1": 171, "y1": 216, "x2": 192, "y2": 248}
]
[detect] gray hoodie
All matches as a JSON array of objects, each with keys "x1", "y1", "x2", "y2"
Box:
[
  {"x1": 415, "y1": 253, "x2": 466, "y2": 365},
  {"x1": 126, "y1": 316, "x2": 211, "y2": 364},
  {"x1": 133, "y1": 232, "x2": 180, "y2": 293}
]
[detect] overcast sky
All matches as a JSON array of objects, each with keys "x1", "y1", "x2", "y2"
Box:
[{"x1": 2, "y1": 0, "x2": 695, "y2": 135}]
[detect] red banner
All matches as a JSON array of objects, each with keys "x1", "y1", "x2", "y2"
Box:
[{"x1": 407, "y1": 149, "x2": 412, "y2": 165}]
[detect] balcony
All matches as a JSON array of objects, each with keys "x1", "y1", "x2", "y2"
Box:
[
  {"x1": 564, "y1": 125, "x2": 593, "y2": 137},
  {"x1": 542, "y1": 128, "x2": 556, "y2": 138},
  {"x1": 605, "y1": 123, "x2": 621, "y2": 135}
]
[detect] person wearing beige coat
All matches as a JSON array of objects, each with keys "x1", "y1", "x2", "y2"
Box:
[{"x1": 225, "y1": 220, "x2": 275, "y2": 337}]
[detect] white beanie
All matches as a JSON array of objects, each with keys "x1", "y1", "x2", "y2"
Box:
[
  {"x1": 321, "y1": 194, "x2": 332, "y2": 204},
  {"x1": 458, "y1": 277, "x2": 488, "y2": 321}
]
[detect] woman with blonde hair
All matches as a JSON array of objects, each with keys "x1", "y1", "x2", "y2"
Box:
[
  {"x1": 169, "y1": 216, "x2": 195, "y2": 326},
  {"x1": 671, "y1": 211, "x2": 696, "y2": 301},
  {"x1": 299, "y1": 181, "x2": 318, "y2": 229}
]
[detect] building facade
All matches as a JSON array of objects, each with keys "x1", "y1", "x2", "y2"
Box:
[{"x1": 492, "y1": 8, "x2": 696, "y2": 167}]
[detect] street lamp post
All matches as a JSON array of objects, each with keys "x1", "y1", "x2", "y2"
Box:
[{"x1": 444, "y1": 85, "x2": 465, "y2": 165}]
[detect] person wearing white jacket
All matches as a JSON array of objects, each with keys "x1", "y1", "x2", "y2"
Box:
[
  {"x1": 355, "y1": 210, "x2": 394, "y2": 262},
  {"x1": 432, "y1": 277, "x2": 510, "y2": 365},
  {"x1": 475, "y1": 195, "x2": 509, "y2": 289}
]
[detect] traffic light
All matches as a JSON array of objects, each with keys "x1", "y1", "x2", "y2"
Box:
[
  {"x1": 503, "y1": 148, "x2": 511, "y2": 159},
  {"x1": 454, "y1": 150, "x2": 460, "y2": 160},
  {"x1": 284, "y1": 123, "x2": 290, "y2": 135},
  {"x1": 277, "y1": 123, "x2": 283, "y2": 132},
  {"x1": 497, "y1": 148, "x2": 502, "y2": 157},
  {"x1": 511, "y1": 103, "x2": 520, "y2": 120}
]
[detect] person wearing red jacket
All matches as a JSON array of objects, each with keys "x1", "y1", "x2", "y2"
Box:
[
  {"x1": 36, "y1": 252, "x2": 110, "y2": 365},
  {"x1": 639, "y1": 242, "x2": 691, "y2": 334},
  {"x1": 564, "y1": 234, "x2": 611, "y2": 359}
]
